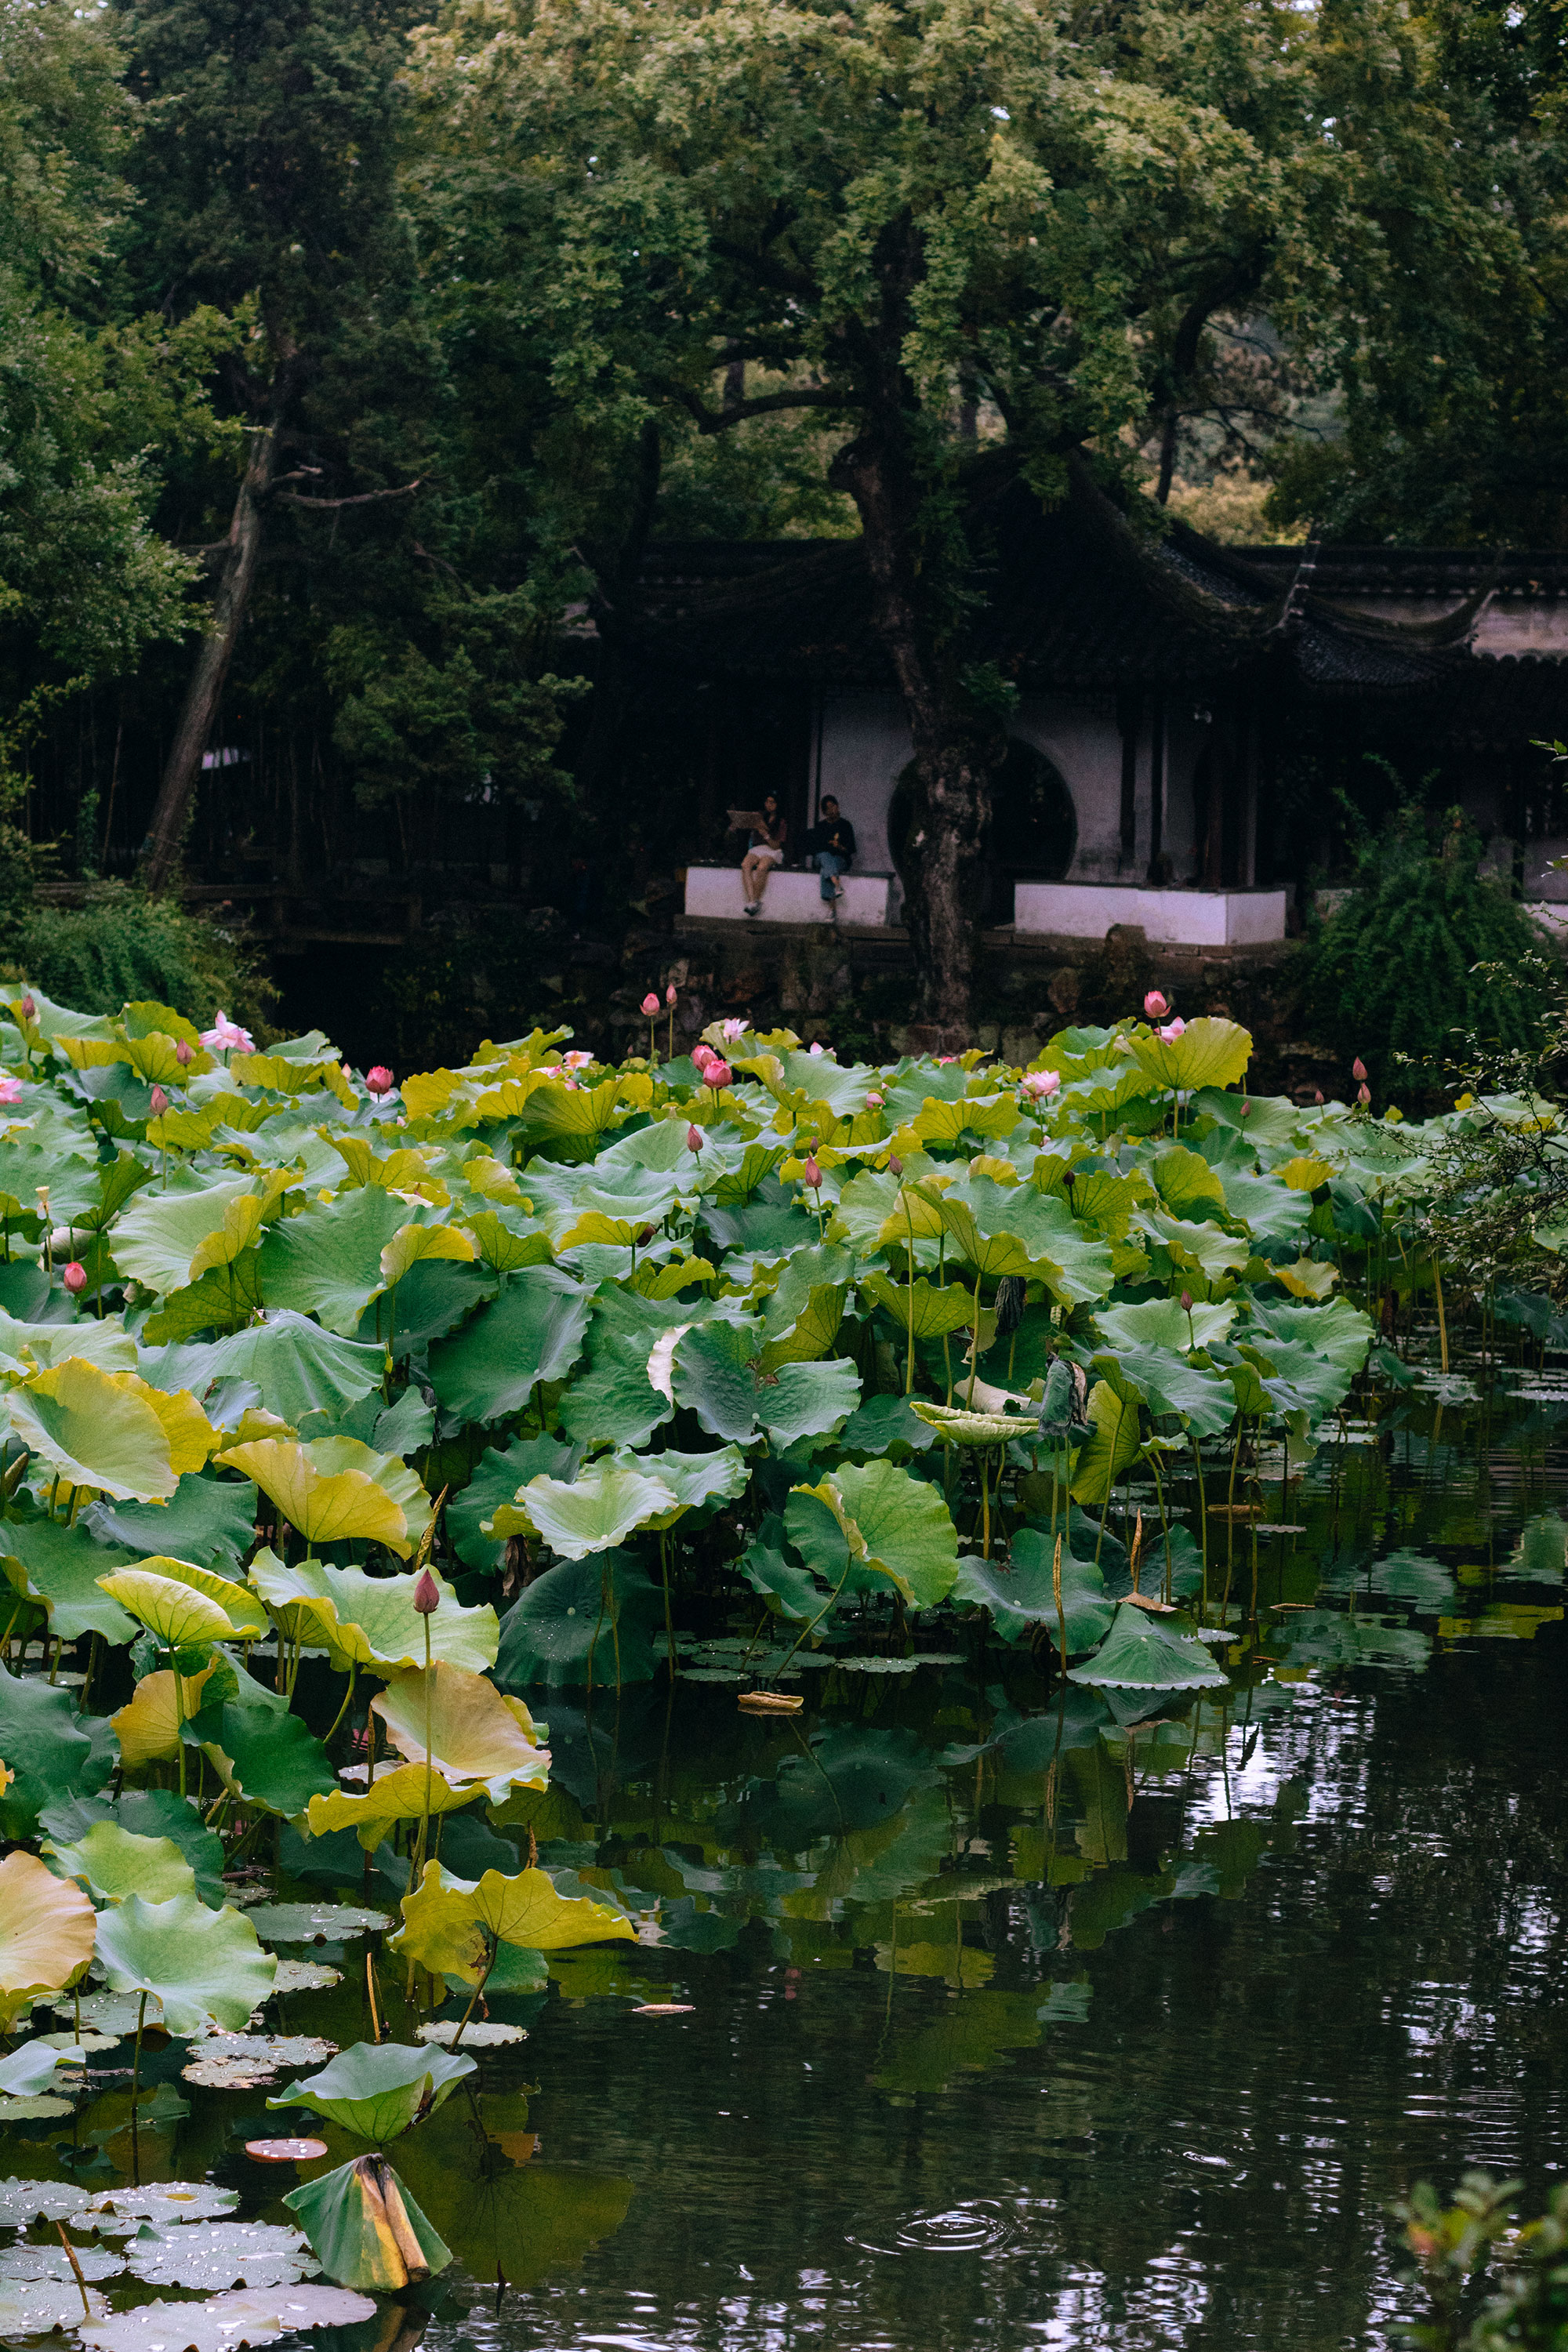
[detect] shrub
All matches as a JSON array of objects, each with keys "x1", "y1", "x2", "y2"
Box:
[
  {"x1": 1299, "y1": 804, "x2": 1555, "y2": 1086},
  {"x1": 0, "y1": 879, "x2": 275, "y2": 1032}
]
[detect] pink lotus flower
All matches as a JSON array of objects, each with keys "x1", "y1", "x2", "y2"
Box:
[
  {"x1": 1352, "y1": 1057, "x2": 1368, "y2": 1083},
  {"x1": 62, "y1": 1261, "x2": 87, "y2": 1295},
  {"x1": 666, "y1": 983, "x2": 678, "y2": 1007},
  {"x1": 722, "y1": 1018, "x2": 747, "y2": 1043},
  {"x1": 412, "y1": 1569, "x2": 441, "y2": 1613},
  {"x1": 808, "y1": 1040, "x2": 824, "y2": 1056},
  {"x1": 562, "y1": 1049, "x2": 593, "y2": 1069},
  {"x1": 1158, "y1": 1018, "x2": 1186, "y2": 1044},
  {"x1": 866, "y1": 1092, "x2": 884, "y2": 1109},
  {"x1": 642, "y1": 993, "x2": 661, "y2": 1018},
  {"x1": 687, "y1": 1123, "x2": 703, "y2": 1152},
  {"x1": 150, "y1": 1086, "x2": 169, "y2": 1118},
  {"x1": 0, "y1": 1074, "x2": 23, "y2": 1106},
  {"x1": 201, "y1": 1010, "x2": 253, "y2": 1054},
  {"x1": 1022, "y1": 1070, "x2": 1060, "y2": 1100},
  {"x1": 175, "y1": 1037, "x2": 193, "y2": 1066},
  {"x1": 365, "y1": 1065, "x2": 394, "y2": 1097},
  {"x1": 706, "y1": 1060, "x2": 733, "y2": 1091},
  {"x1": 692, "y1": 1042, "x2": 717, "y2": 1070},
  {"x1": 936, "y1": 1054, "x2": 956, "y2": 1065},
  {"x1": 803, "y1": 1156, "x2": 822, "y2": 1189},
  {"x1": 1144, "y1": 990, "x2": 1170, "y2": 1019}
]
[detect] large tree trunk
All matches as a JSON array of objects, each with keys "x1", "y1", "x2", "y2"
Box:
[
  {"x1": 141, "y1": 415, "x2": 283, "y2": 893},
  {"x1": 830, "y1": 430, "x2": 992, "y2": 1033}
]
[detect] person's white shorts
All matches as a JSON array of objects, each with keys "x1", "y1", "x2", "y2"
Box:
[{"x1": 748, "y1": 845, "x2": 783, "y2": 867}]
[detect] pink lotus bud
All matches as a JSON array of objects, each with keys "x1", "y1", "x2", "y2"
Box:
[
  {"x1": 1062, "y1": 1166, "x2": 1075, "y2": 1188},
  {"x1": 175, "y1": 1038, "x2": 192, "y2": 1066},
  {"x1": 412, "y1": 1569, "x2": 441, "y2": 1613},
  {"x1": 687, "y1": 1123, "x2": 703, "y2": 1152},
  {"x1": 1238, "y1": 1100, "x2": 1250, "y2": 1119},
  {"x1": 63, "y1": 1261, "x2": 87, "y2": 1295},
  {"x1": 809, "y1": 1040, "x2": 824, "y2": 1056},
  {"x1": 150, "y1": 1086, "x2": 169, "y2": 1118},
  {"x1": 1352, "y1": 1058, "x2": 1368, "y2": 1083},
  {"x1": 692, "y1": 1043, "x2": 717, "y2": 1070},
  {"x1": 365, "y1": 1065, "x2": 394, "y2": 1097},
  {"x1": 666, "y1": 984, "x2": 677, "y2": 1006},
  {"x1": 936, "y1": 1054, "x2": 956, "y2": 1065},
  {"x1": 803, "y1": 1156, "x2": 822, "y2": 1189},
  {"x1": 1181, "y1": 1290, "x2": 1193, "y2": 1313},
  {"x1": 1314, "y1": 1089, "x2": 1324, "y2": 1105},
  {"x1": 1158, "y1": 1018, "x2": 1186, "y2": 1044},
  {"x1": 1144, "y1": 990, "x2": 1169, "y2": 1019},
  {"x1": 1357, "y1": 1083, "x2": 1371, "y2": 1106},
  {"x1": 866, "y1": 1092, "x2": 884, "y2": 1109},
  {"x1": 20, "y1": 994, "x2": 35, "y2": 1022},
  {"x1": 642, "y1": 993, "x2": 660, "y2": 1017},
  {"x1": 706, "y1": 1061, "x2": 732, "y2": 1091},
  {"x1": 887, "y1": 1156, "x2": 903, "y2": 1177}
]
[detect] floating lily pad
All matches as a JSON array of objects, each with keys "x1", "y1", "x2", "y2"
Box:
[
  {"x1": 35, "y1": 2031, "x2": 118, "y2": 2054},
  {"x1": 77, "y1": 2284, "x2": 376, "y2": 2352},
  {"x1": 0, "y1": 2277, "x2": 111, "y2": 2334},
  {"x1": 0, "y1": 2093, "x2": 74, "y2": 2119},
  {"x1": 414, "y1": 2020, "x2": 527, "y2": 2047},
  {"x1": 244, "y1": 1904, "x2": 390, "y2": 1944},
  {"x1": 124, "y1": 2222, "x2": 318, "y2": 2291},
  {"x1": 270, "y1": 1962, "x2": 342, "y2": 1994},
  {"x1": 0, "y1": 2179, "x2": 94, "y2": 2227},
  {"x1": 53, "y1": 1991, "x2": 162, "y2": 2036},
  {"x1": 191, "y1": 2034, "x2": 336, "y2": 2068},
  {"x1": 0, "y1": 2244, "x2": 124, "y2": 2282},
  {"x1": 85, "y1": 2184, "x2": 239, "y2": 2234}
]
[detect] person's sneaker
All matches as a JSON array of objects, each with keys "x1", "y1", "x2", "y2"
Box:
[{"x1": 743, "y1": 902, "x2": 760, "y2": 916}]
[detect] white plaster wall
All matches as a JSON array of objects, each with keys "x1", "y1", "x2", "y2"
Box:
[
  {"x1": 1010, "y1": 698, "x2": 1123, "y2": 881},
  {"x1": 817, "y1": 694, "x2": 909, "y2": 873}
]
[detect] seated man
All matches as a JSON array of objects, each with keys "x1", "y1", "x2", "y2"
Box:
[{"x1": 805, "y1": 796, "x2": 857, "y2": 906}]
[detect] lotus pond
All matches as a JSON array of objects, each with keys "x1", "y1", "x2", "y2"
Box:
[{"x1": 0, "y1": 994, "x2": 1563, "y2": 2352}]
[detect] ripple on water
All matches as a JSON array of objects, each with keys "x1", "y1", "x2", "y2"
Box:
[{"x1": 853, "y1": 2198, "x2": 1042, "y2": 2257}]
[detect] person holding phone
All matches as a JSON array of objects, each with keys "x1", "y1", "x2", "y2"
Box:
[
  {"x1": 806, "y1": 795, "x2": 857, "y2": 906},
  {"x1": 739, "y1": 793, "x2": 788, "y2": 914}
]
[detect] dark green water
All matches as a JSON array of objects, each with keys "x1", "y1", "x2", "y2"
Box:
[{"x1": 7, "y1": 1381, "x2": 1567, "y2": 2350}]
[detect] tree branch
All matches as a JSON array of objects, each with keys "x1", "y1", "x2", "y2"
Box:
[
  {"x1": 273, "y1": 479, "x2": 422, "y2": 510},
  {"x1": 664, "y1": 383, "x2": 850, "y2": 435}
]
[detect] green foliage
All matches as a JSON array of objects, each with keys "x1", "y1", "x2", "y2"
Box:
[
  {"x1": 1300, "y1": 806, "x2": 1552, "y2": 1080},
  {"x1": 3, "y1": 883, "x2": 274, "y2": 1031}
]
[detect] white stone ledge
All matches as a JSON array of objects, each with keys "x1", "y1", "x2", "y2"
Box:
[
  {"x1": 683, "y1": 865, "x2": 894, "y2": 926},
  {"x1": 1014, "y1": 881, "x2": 1287, "y2": 946}
]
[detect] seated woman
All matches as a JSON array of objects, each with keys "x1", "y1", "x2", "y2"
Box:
[{"x1": 740, "y1": 794, "x2": 788, "y2": 915}]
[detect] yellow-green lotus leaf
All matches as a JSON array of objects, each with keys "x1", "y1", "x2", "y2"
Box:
[
  {"x1": 858, "y1": 1274, "x2": 977, "y2": 1341},
  {"x1": 215, "y1": 1438, "x2": 407, "y2": 1550},
  {"x1": 247, "y1": 1552, "x2": 498, "y2": 1674},
  {"x1": 1128, "y1": 1015, "x2": 1252, "y2": 1094},
  {"x1": 371, "y1": 1664, "x2": 549, "y2": 1802},
  {"x1": 1274, "y1": 1255, "x2": 1340, "y2": 1300},
  {"x1": 300, "y1": 1437, "x2": 430, "y2": 1556},
  {"x1": 8, "y1": 1359, "x2": 176, "y2": 1502},
  {"x1": 111, "y1": 1662, "x2": 221, "y2": 1770},
  {"x1": 96, "y1": 1567, "x2": 238, "y2": 1648},
  {"x1": 45, "y1": 1822, "x2": 197, "y2": 1907},
  {"x1": 379, "y1": 1220, "x2": 477, "y2": 1290},
  {"x1": 388, "y1": 1860, "x2": 633, "y2": 1984},
  {"x1": 1278, "y1": 1154, "x2": 1334, "y2": 1192},
  {"x1": 111, "y1": 1555, "x2": 268, "y2": 1639},
  {"x1": 117, "y1": 1378, "x2": 223, "y2": 1475},
  {"x1": 0, "y1": 1849, "x2": 97, "y2": 2030},
  {"x1": 305, "y1": 1763, "x2": 481, "y2": 1850},
  {"x1": 486, "y1": 1461, "x2": 675, "y2": 1559}
]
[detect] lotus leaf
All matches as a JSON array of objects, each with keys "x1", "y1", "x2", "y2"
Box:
[
  {"x1": 45, "y1": 1820, "x2": 198, "y2": 1906},
  {"x1": 1128, "y1": 1015, "x2": 1252, "y2": 1093},
  {"x1": 826, "y1": 1459, "x2": 960, "y2": 1609},
  {"x1": 1068, "y1": 1379, "x2": 1142, "y2": 1507},
  {"x1": 247, "y1": 1552, "x2": 498, "y2": 1672},
  {"x1": 112, "y1": 1177, "x2": 269, "y2": 1295},
  {"x1": 0, "y1": 2180, "x2": 94, "y2": 2227},
  {"x1": 77, "y1": 2285, "x2": 376, "y2": 2352},
  {"x1": 146, "y1": 1312, "x2": 383, "y2": 1426},
  {"x1": 371, "y1": 1664, "x2": 548, "y2": 1801},
  {"x1": 390, "y1": 1860, "x2": 634, "y2": 1986},
  {"x1": 490, "y1": 1459, "x2": 676, "y2": 1558},
  {"x1": 281, "y1": 2155, "x2": 450, "y2": 2292},
  {"x1": 93, "y1": 1890, "x2": 277, "y2": 2033},
  {"x1": 934, "y1": 1177, "x2": 1114, "y2": 1303},
  {"x1": 0, "y1": 1849, "x2": 97, "y2": 2028},
  {"x1": 112, "y1": 1663, "x2": 222, "y2": 1771},
  {"x1": 216, "y1": 1437, "x2": 407, "y2": 1550},
  {"x1": 125, "y1": 2224, "x2": 318, "y2": 2292},
  {"x1": 254, "y1": 1185, "x2": 411, "y2": 1334},
  {"x1": 8, "y1": 1359, "x2": 177, "y2": 1501},
  {"x1": 0, "y1": 2241, "x2": 118, "y2": 2281},
  {"x1": 1, "y1": 1518, "x2": 139, "y2": 1642},
  {"x1": 98, "y1": 1558, "x2": 263, "y2": 1646},
  {"x1": 244, "y1": 1902, "x2": 391, "y2": 1940},
  {"x1": 953, "y1": 1541, "x2": 1115, "y2": 1650},
  {"x1": 0, "y1": 2040, "x2": 85, "y2": 2097},
  {"x1": 448, "y1": 1434, "x2": 582, "y2": 1570},
  {"x1": 1094, "y1": 1344, "x2": 1236, "y2": 1438},
  {"x1": 200, "y1": 1702, "x2": 340, "y2": 1817},
  {"x1": 86, "y1": 2183, "x2": 240, "y2": 2228},
  {"x1": 303, "y1": 1763, "x2": 482, "y2": 1849},
  {"x1": 858, "y1": 1272, "x2": 977, "y2": 1339},
  {"x1": 87, "y1": 1474, "x2": 260, "y2": 1575},
  {"x1": 300, "y1": 1435, "x2": 431, "y2": 1553},
  {"x1": 1068, "y1": 1602, "x2": 1229, "y2": 1690},
  {"x1": 427, "y1": 1266, "x2": 593, "y2": 1421},
  {"x1": 617, "y1": 1445, "x2": 750, "y2": 1528},
  {"x1": 0, "y1": 2279, "x2": 111, "y2": 2334},
  {"x1": 0, "y1": 1672, "x2": 100, "y2": 1837},
  {"x1": 276, "y1": 2038, "x2": 476, "y2": 2142},
  {"x1": 491, "y1": 1552, "x2": 666, "y2": 1688}
]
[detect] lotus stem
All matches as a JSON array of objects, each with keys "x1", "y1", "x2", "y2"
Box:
[
  {"x1": 366, "y1": 1950, "x2": 383, "y2": 2043},
  {"x1": 1191, "y1": 1435, "x2": 1209, "y2": 1623},
  {"x1": 130, "y1": 1990, "x2": 148, "y2": 2185},
  {"x1": 965, "y1": 1279, "x2": 982, "y2": 1409},
  {"x1": 660, "y1": 1534, "x2": 675, "y2": 1671},
  {"x1": 420, "y1": 1615, "x2": 433, "y2": 1873},
  {"x1": 173, "y1": 1661, "x2": 187, "y2": 1798},
  {"x1": 323, "y1": 1661, "x2": 358, "y2": 1750},
  {"x1": 1052, "y1": 1534, "x2": 1066, "y2": 1679},
  {"x1": 1432, "y1": 1251, "x2": 1449, "y2": 1374},
  {"x1": 449, "y1": 1935, "x2": 497, "y2": 2052},
  {"x1": 902, "y1": 1196, "x2": 917, "y2": 1396},
  {"x1": 56, "y1": 2224, "x2": 91, "y2": 2320}
]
